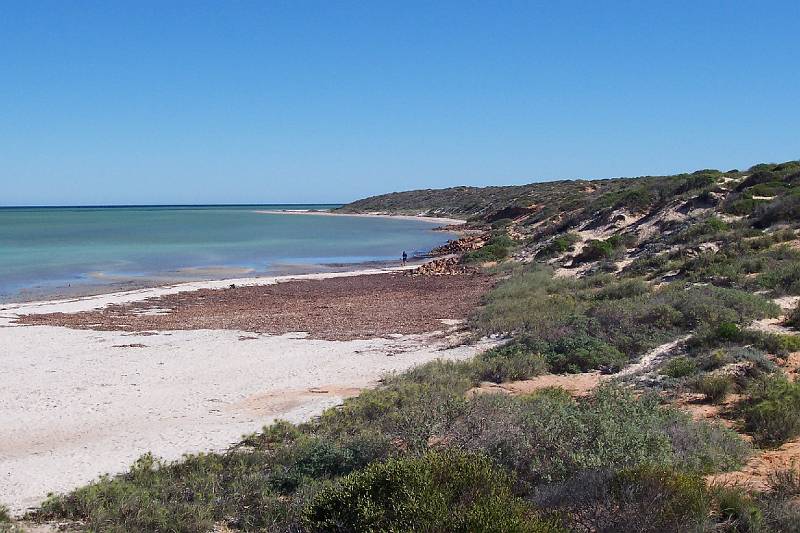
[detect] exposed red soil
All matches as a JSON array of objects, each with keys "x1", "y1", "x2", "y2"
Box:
[
  {"x1": 467, "y1": 372, "x2": 603, "y2": 399},
  {"x1": 707, "y1": 439, "x2": 800, "y2": 491},
  {"x1": 15, "y1": 272, "x2": 494, "y2": 341}
]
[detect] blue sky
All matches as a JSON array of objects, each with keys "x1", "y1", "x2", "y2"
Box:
[{"x1": 1, "y1": 1, "x2": 798, "y2": 205}]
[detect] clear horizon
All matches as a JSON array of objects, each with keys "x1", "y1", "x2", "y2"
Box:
[{"x1": 2, "y1": 1, "x2": 799, "y2": 205}]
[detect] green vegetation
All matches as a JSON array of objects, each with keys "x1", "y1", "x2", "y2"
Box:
[
  {"x1": 0, "y1": 507, "x2": 11, "y2": 531},
  {"x1": 574, "y1": 234, "x2": 633, "y2": 263},
  {"x1": 662, "y1": 356, "x2": 699, "y2": 378},
  {"x1": 535, "y1": 232, "x2": 580, "y2": 259},
  {"x1": 693, "y1": 374, "x2": 734, "y2": 404},
  {"x1": 34, "y1": 363, "x2": 749, "y2": 531},
  {"x1": 472, "y1": 342, "x2": 548, "y2": 382},
  {"x1": 783, "y1": 301, "x2": 800, "y2": 329},
  {"x1": 536, "y1": 467, "x2": 711, "y2": 532},
  {"x1": 740, "y1": 376, "x2": 800, "y2": 447},
  {"x1": 711, "y1": 485, "x2": 764, "y2": 532},
  {"x1": 462, "y1": 234, "x2": 514, "y2": 263},
  {"x1": 305, "y1": 451, "x2": 556, "y2": 532},
  {"x1": 471, "y1": 266, "x2": 777, "y2": 374}
]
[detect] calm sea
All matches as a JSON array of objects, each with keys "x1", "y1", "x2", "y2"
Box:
[{"x1": 0, "y1": 205, "x2": 457, "y2": 302}]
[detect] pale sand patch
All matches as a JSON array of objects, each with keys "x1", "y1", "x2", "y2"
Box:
[
  {"x1": 0, "y1": 323, "x2": 496, "y2": 514},
  {"x1": 468, "y1": 373, "x2": 602, "y2": 399}
]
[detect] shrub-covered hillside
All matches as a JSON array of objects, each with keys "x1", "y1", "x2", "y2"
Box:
[
  {"x1": 20, "y1": 161, "x2": 800, "y2": 532},
  {"x1": 335, "y1": 167, "x2": 736, "y2": 221}
]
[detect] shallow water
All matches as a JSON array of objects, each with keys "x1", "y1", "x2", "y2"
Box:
[{"x1": 0, "y1": 205, "x2": 456, "y2": 301}]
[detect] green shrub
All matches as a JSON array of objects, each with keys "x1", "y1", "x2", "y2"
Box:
[
  {"x1": 758, "y1": 259, "x2": 800, "y2": 295},
  {"x1": 473, "y1": 267, "x2": 778, "y2": 376},
  {"x1": 673, "y1": 216, "x2": 730, "y2": 244},
  {"x1": 462, "y1": 243, "x2": 509, "y2": 263},
  {"x1": 446, "y1": 386, "x2": 749, "y2": 486},
  {"x1": 536, "y1": 232, "x2": 580, "y2": 259},
  {"x1": 694, "y1": 374, "x2": 734, "y2": 404},
  {"x1": 724, "y1": 196, "x2": 765, "y2": 216},
  {"x1": 716, "y1": 322, "x2": 743, "y2": 342},
  {"x1": 473, "y1": 342, "x2": 548, "y2": 383},
  {"x1": 304, "y1": 451, "x2": 556, "y2": 532},
  {"x1": 775, "y1": 334, "x2": 800, "y2": 352},
  {"x1": 267, "y1": 433, "x2": 391, "y2": 493},
  {"x1": 575, "y1": 238, "x2": 621, "y2": 263},
  {"x1": 741, "y1": 376, "x2": 800, "y2": 447},
  {"x1": 593, "y1": 278, "x2": 649, "y2": 300},
  {"x1": 759, "y1": 498, "x2": 800, "y2": 533},
  {"x1": 712, "y1": 485, "x2": 764, "y2": 532},
  {"x1": 767, "y1": 467, "x2": 800, "y2": 500},
  {"x1": 37, "y1": 452, "x2": 294, "y2": 532},
  {"x1": 530, "y1": 335, "x2": 628, "y2": 374},
  {"x1": 534, "y1": 467, "x2": 710, "y2": 533},
  {"x1": 784, "y1": 302, "x2": 800, "y2": 329},
  {"x1": 754, "y1": 192, "x2": 800, "y2": 228},
  {"x1": 317, "y1": 367, "x2": 471, "y2": 449},
  {"x1": 662, "y1": 356, "x2": 698, "y2": 379}
]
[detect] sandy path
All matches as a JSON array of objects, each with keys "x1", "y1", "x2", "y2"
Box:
[{"x1": 0, "y1": 268, "x2": 495, "y2": 514}]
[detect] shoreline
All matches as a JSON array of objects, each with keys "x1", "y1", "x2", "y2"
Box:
[
  {"x1": 0, "y1": 257, "x2": 427, "y2": 307},
  {"x1": 0, "y1": 259, "x2": 433, "y2": 316},
  {"x1": 253, "y1": 209, "x2": 466, "y2": 226}
]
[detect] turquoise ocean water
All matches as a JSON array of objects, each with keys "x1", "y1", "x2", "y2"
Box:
[{"x1": 0, "y1": 205, "x2": 457, "y2": 302}]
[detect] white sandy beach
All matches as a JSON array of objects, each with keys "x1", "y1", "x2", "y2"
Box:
[
  {"x1": 0, "y1": 266, "x2": 494, "y2": 514},
  {"x1": 253, "y1": 209, "x2": 466, "y2": 226}
]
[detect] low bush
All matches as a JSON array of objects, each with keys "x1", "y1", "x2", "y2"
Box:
[
  {"x1": 741, "y1": 376, "x2": 800, "y2": 447},
  {"x1": 574, "y1": 236, "x2": 628, "y2": 263},
  {"x1": 533, "y1": 467, "x2": 710, "y2": 533},
  {"x1": 535, "y1": 232, "x2": 580, "y2": 259},
  {"x1": 693, "y1": 374, "x2": 734, "y2": 404},
  {"x1": 593, "y1": 277, "x2": 649, "y2": 300},
  {"x1": 759, "y1": 498, "x2": 800, "y2": 533},
  {"x1": 316, "y1": 365, "x2": 472, "y2": 449},
  {"x1": 758, "y1": 259, "x2": 800, "y2": 295},
  {"x1": 754, "y1": 192, "x2": 800, "y2": 228},
  {"x1": 446, "y1": 386, "x2": 749, "y2": 486},
  {"x1": 661, "y1": 356, "x2": 698, "y2": 379},
  {"x1": 462, "y1": 242, "x2": 509, "y2": 263},
  {"x1": 0, "y1": 506, "x2": 10, "y2": 524},
  {"x1": 784, "y1": 302, "x2": 800, "y2": 329},
  {"x1": 472, "y1": 342, "x2": 548, "y2": 382},
  {"x1": 756, "y1": 464, "x2": 800, "y2": 532},
  {"x1": 711, "y1": 485, "x2": 764, "y2": 532},
  {"x1": 37, "y1": 452, "x2": 294, "y2": 532},
  {"x1": 473, "y1": 267, "x2": 778, "y2": 376},
  {"x1": 672, "y1": 216, "x2": 730, "y2": 244},
  {"x1": 463, "y1": 234, "x2": 515, "y2": 263},
  {"x1": 304, "y1": 451, "x2": 556, "y2": 532},
  {"x1": 767, "y1": 467, "x2": 800, "y2": 500},
  {"x1": 688, "y1": 327, "x2": 795, "y2": 358},
  {"x1": 524, "y1": 334, "x2": 628, "y2": 374}
]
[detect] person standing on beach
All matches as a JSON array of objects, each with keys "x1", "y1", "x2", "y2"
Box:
[{"x1": 402, "y1": 251, "x2": 408, "y2": 265}]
